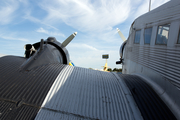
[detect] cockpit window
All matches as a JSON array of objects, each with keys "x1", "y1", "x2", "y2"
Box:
[
  {"x1": 134, "y1": 30, "x2": 141, "y2": 44},
  {"x1": 144, "y1": 28, "x2": 152, "y2": 44},
  {"x1": 156, "y1": 24, "x2": 170, "y2": 45},
  {"x1": 177, "y1": 31, "x2": 180, "y2": 44}
]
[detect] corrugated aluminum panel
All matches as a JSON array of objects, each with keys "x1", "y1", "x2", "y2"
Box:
[
  {"x1": 35, "y1": 108, "x2": 90, "y2": 120},
  {"x1": 0, "y1": 56, "x2": 65, "y2": 106},
  {"x1": 35, "y1": 66, "x2": 141, "y2": 120},
  {"x1": 0, "y1": 100, "x2": 39, "y2": 120},
  {"x1": 0, "y1": 56, "x2": 66, "y2": 119},
  {"x1": 127, "y1": 45, "x2": 180, "y2": 90},
  {"x1": 120, "y1": 74, "x2": 177, "y2": 120}
]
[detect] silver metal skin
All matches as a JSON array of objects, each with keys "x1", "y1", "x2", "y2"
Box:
[
  {"x1": 121, "y1": 0, "x2": 180, "y2": 119},
  {"x1": 35, "y1": 65, "x2": 143, "y2": 120},
  {"x1": 120, "y1": 40, "x2": 127, "y2": 59}
]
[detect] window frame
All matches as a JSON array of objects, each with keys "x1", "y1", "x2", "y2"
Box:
[
  {"x1": 144, "y1": 27, "x2": 153, "y2": 45},
  {"x1": 155, "y1": 24, "x2": 170, "y2": 45},
  {"x1": 134, "y1": 30, "x2": 141, "y2": 44}
]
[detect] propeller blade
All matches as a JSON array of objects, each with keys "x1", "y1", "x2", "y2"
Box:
[
  {"x1": 62, "y1": 32, "x2": 77, "y2": 47},
  {"x1": 117, "y1": 28, "x2": 126, "y2": 41}
]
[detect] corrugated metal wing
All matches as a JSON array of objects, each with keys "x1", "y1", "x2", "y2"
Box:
[
  {"x1": 35, "y1": 66, "x2": 141, "y2": 120},
  {"x1": 0, "y1": 56, "x2": 66, "y2": 119}
]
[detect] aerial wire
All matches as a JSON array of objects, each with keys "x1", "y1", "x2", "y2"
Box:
[{"x1": 149, "y1": 0, "x2": 151, "y2": 12}]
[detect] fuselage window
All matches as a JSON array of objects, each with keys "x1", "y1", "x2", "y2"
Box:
[
  {"x1": 134, "y1": 30, "x2": 141, "y2": 44},
  {"x1": 156, "y1": 24, "x2": 170, "y2": 45},
  {"x1": 144, "y1": 28, "x2": 152, "y2": 44},
  {"x1": 177, "y1": 31, "x2": 180, "y2": 44}
]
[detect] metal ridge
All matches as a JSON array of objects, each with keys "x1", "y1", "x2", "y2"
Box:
[
  {"x1": 35, "y1": 66, "x2": 142, "y2": 120},
  {"x1": 0, "y1": 56, "x2": 66, "y2": 119},
  {"x1": 120, "y1": 74, "x2": 177, "y2": 120}
]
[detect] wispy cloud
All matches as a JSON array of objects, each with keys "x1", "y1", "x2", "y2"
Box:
[
  {"x1": 38, "y1": 0, "x2": 131, "y2": 32},
  {"x1": 0, "y1": 35, "x2": 29, "y2": 42},
  {"x1": 35, "y1": 0, "x2": 170, "y2": 44},
  {"x1": 36, "y1": 27, "x2": 65, "y2": 37},
  {"x1": 69, "y1": 43, "x2": 99, "y2": 51},
  {"x1": 23, "y1": 13, "x2": 59, "y2": 30},
  {"x1": 0, "y1": 0, "x2": 19, "y2": 25},
  {"x1": 35, "y1": 0, "x2": 132, "y2": 45},
  {"x1": 82, "y1": 44, "x2": 98, "y2": 51}
]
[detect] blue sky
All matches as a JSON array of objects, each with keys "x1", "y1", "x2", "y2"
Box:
[{"x1": 0, "y1": 0, "x2": 169, "y2": 69}]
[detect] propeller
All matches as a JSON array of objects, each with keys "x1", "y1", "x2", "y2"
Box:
[
  {"x1": 117, "y1": 28, "x2": 126, "y2": 41},
  {"x1": 116, "y1": 28, "x2": 127, "y2": 64},
  {"x1": 62, "y1": 32, "x2": 77, "y2": 47}
]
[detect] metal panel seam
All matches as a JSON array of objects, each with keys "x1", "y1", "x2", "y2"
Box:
[{"x1": 111, "y1": 72, "x2": 143, "y2": 120}]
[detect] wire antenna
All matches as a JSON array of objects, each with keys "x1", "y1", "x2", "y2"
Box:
[{"x1": 149, "y1": 0, "x2": 151, "y2": 12}]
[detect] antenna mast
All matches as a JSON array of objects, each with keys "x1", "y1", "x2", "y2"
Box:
[{"x1": 149, "y1": 0, "x2": 151, "y2": 12}]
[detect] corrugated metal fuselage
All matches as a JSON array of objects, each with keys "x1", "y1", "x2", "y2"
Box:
[{"x1": 122, "y1": 0, "x2": 180, "y2": 119}]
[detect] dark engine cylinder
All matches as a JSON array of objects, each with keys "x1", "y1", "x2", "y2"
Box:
[{"x1": 22, "y1": 37, "x2": 70, "y2": 71}]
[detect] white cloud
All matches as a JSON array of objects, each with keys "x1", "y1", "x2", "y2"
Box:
[
  {"x1": 38, "y1": 0, "x2": 131, "y2": 32},
  {"x1": 81, "y1": 44, "x2": 98, "y2": 51},
  {"x1": 23, "y1": 13, "x2": 59, "y2": 30},
  {"x1": 41, "y1": 0, "x2": 126, "y2": 44},
  {"x1": 36, "y1": 0, "x2": 169, "y2": 45},
  {"x1": 32, "y1": 0, "x2": 170, "y2": 47},
  {"x1": 68, "y1": 43, "x2": 100, "y2": 53},
  {"x1": 0, "y1": 0, "x2": 19, "y2": 25},
  {"x1": 0, "y1": 35, "x2": 29, "y2": 42},
  {"x1": 36, "y1": 27, "x2": 65, "y2": 37},
  {"x1": 36, "y1": 27, "x2": 47, "y2": 34}
]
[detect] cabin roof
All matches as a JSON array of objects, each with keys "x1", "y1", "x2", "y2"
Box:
[{"x1": 133, "y1": 0, "x2": 180, "y2": 29}]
